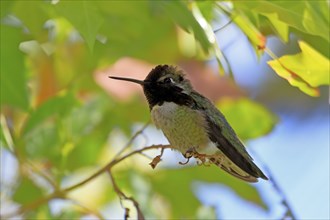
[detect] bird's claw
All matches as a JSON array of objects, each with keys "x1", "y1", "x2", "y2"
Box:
[
  {"x1": 179, "y1": 157, "x2": 191, "y2": 165},
  {"x1": 179, "y1": 148, "x2": 194, "y2": 165},
  {"x1": 179, "y1": 148, "x2": 213, "y2": 166}
]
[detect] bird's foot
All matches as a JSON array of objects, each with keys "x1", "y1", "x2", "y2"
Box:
[
  {"x1": 179, "y1": 148, "x2": 195, "y2": 165},
  {"x1": 182, "y1": 148, "x2": 195, "y2": 159},
  {"x1": 179, "y1": 157, "x2": 191, "y2": 165},
  {"x1": 180, "y1": 148, "x2": 214, "y2": 166},
  {"x1": 193, "y1": 152, "x2": 213, "y2": 166}
]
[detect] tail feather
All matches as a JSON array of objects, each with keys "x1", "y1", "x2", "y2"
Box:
[{"x1": 209, "y1": 155, "x2": 263, "y2": 183}]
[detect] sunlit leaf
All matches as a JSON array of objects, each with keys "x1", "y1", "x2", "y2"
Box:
[
  {"x1": 268, "y1": 41, "x2": 329, "y2": 97},
  {"x1": 191, "y1": 2, "x2": 226, "y2": 75},
  {"x1": 235, "y1": 1, "x2": 329, "y2": 42},
  {"x1": 234, "y1": 12, "x2": 266, "y2": 51},
  {"x1": 146, "y1": 166, "x2": 265, "y2": 218},
  {"x1": 13, "y1": 176, "x2": 43, "y2": 205},
  {"x1": 261, "y1": 12, "x2": 289, "y2": 42},
  {"x1": 0, "y1": 25, "x2": 28, "y2": 110},
  {"x1": 302, "y1": 1, "x2": 329, "y2": 42},
  {"x1": 217, "y1": 98, "x2": 277, "y2": 140},
  {"x1": 195, "y1": 1, "x2": 216, "y2": 22},
  {"x1": 160, "y1": 1, "x2": 212, "y2": 53}
]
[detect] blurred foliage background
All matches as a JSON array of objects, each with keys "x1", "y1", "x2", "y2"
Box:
[{"x1": 0, "y1": 1, "x2": 329, "y2": 219}]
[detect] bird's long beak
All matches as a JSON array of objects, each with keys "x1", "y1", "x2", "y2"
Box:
[{"x1": 108, "y1": 76, "x2": 146, "y2": 85}]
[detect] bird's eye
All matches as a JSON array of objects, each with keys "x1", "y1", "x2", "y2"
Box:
[{"x1": 163, "y1": 77, "x2": 175, "y2": 84}]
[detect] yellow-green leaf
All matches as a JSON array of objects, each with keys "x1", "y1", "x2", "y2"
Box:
[
  {"x1": 262, "y1": 12, "x2": 289, "y2": 42},
  {"x1": 217, "y1": 98, "x2": 277, "y2": 140},
  {"x1": 268, "y1": 41, "x2": 330, "y2": 97}
]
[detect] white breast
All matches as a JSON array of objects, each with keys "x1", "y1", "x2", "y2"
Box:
[
  {"x1": 151, "y1": 102, "x2": 178, "y2": 128},
  {"x1": 150, "y1": 102, "x2": 212, "y2": 153}
]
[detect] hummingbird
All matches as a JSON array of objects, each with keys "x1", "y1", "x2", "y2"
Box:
[{"x1": 109, "y1": 65, "x2": 268, "y2": 182}]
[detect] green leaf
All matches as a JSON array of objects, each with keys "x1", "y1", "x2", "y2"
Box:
[
  {"x1": 303, "y1": 1, "x2": 329, "y2": 42},
  {"x1": 146, "y1": 166, "x2": 265, "y2": 218},
  {"x1": 235, "y1": 1, "x2": 330, "y2": 42},
  {"x1": 13, "y1": 176, "x2": 43, "y2": 205},
  {"x1": 56, "y1": 1, "x2": 104, "y2": 51},
  {"x1": 268, "y1": 41, "x2": 329, "y2": 97},
  {"x1": 216, "y1": 98, "x2": 277, "y2": 140},
  {"x1": 160, "y1": 1, "x2": 212, "y2": 53},
  {"x1": 0, "y1": 1, "x2": 14, "y2": 19},
  {"x1": 23, "y1": 92, "x2": 78, "y2": 134},
  {"x1": 191, "y1": 2, "x2": 226, "y2": 74},
  {"x1": 63, "y1": 95, "x2": 116, "y2": 171},
  {"x1": 65, "y1": 130, "x2": 107, "y2": 171},
  {"x1": 0, "y1": 124, "x2": 7, "y2": 148},
  {"x1": 0, "y1": 25, "x2": 29, "y2": 110},
  {"x1": 93, "y1": 1, "x2": 181, "y2": 64},
  {"x1": 195, "y1": 1, "x2": 216, "y2": 22},
  {"x1": 225, "y1": 7, "x2": 265, "y2": 58},
  {"x1": 23, "y1": 122, "x2": 61, "y2": 161},
  {"x1": 108, "y1": 97, "x2": 149, "y2": 135},
  {"x1": 12, "y1": 1, "x2": 51, "y2": 38},
  {"x1": 0, "y1": 116, "x2": 10, "y2": 149},
  {"x1": 261, "y1": 12, "x2": 289, "y2": 42}
]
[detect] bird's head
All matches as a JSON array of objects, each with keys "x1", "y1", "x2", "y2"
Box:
[{"x1": 109, "y1": 65, "x2": 194, "y2": 109}]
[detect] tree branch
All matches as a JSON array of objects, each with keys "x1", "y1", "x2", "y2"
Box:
[
  {"x1": 113, "y1": 121, "x2": 150, "y2": 159},
  {"x1": 63, "y1": 144, "x2": 172, "y2": 192},
  {"x1": 69, "y1": 198, "x2": 105, "y2": 220},
  {"x1": 249, "y1": 148, "x2": 297, "y2": 220},
  {"x1": 107, "y1": 170, "x2": 145, "y2": 220},
  {"x1": 1, "y1": 144, "x2": 172, "y2": 219}
]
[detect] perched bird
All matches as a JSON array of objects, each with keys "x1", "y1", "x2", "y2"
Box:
[{"x1": 109, "y1": 65, "x2": 268, "y2": 182}]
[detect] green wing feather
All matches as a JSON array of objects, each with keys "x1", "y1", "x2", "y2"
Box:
[{"x1": 191, "y1": 92, "x2": 268, "y2": 180}]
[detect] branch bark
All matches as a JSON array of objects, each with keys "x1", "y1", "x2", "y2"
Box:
[{"x1": 1, "y1": 144, "x2": 172, "y2": 219}]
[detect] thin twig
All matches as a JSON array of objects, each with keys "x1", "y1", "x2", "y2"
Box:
[
  {"x1": 263, "y1": 166, "x2": 297, "y2": 220},
  {"x1": 107, "y1": 170, "x2": 145, "y2": 220},
  {"x1": 213, "y1": 16, "x2": 236, "y2": 33},
  {"x1": 249, "y1": 148, "x2": 297, "y2": 220},
  {"x1": 3, "y1": 190, "x2": 65, "y2": 218},
  {"x1": 0, "y1": 144, "x2": 173, "y2": 219},
  {"x1": 63, "y1": 144, "x2": 172, "y2": 192},
  {"x1": 25, "y1": 160, "x2": 59, "y2": 190},
  {"x1": 114, "y1": 121, "x2": 150, "y2": 159},
  {"x1": 69, "y1": 198, "x2": 105, "y2": 220}
]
